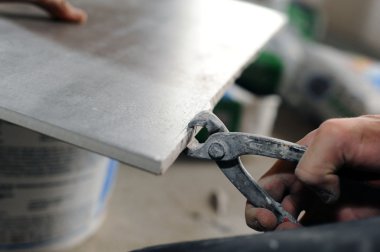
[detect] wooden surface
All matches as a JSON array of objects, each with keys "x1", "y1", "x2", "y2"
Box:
[{"x1": 0, "y1": 0, "x2": 284, "y2": 174}]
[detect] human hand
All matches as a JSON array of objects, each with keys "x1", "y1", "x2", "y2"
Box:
[
  {"x1": 245, "y1": 115, "x2": 380, "y2": 231},
  {"x1": 0, "y1": 0, "x2": 87, "y2": 23}
]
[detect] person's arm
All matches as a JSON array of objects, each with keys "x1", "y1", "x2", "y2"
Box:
[
  {"x1": 245, "y1": 115, "x2": 380, "y2": 231},
  {"x1": 0, "y1": 0, "x2": 87, "y2": 23}
]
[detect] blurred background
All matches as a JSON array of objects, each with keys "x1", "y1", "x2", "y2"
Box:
[{"x1": 2, "y1": 0, "x2": 380, "y2": 251}]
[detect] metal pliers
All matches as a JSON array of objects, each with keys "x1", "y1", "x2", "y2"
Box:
[{"x1": 186, "y1": 111, "x2": 307, "y2": 224}]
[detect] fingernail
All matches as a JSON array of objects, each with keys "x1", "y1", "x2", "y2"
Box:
[
  {"x1": 313, "y1": 188, "x2": 338, "y2": 204},
  {"x1": 67, "y1": 9, "x2": 87, "y2": 23},
  {"x1": 251, "y1": 219, "x2": 265, "y2": 231}
]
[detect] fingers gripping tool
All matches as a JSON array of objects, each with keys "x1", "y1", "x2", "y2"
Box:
[{"x1": 186, "y1": 111, "x2": 307, "y2": 224}]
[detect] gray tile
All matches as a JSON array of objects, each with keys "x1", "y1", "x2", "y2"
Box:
[{"x1": 0, "y1": 0, "x2": 284, "y2": 173}]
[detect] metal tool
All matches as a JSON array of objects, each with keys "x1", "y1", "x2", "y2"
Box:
[{"x1": 186, "y1": 111, "x2": 307, "y2": 224}]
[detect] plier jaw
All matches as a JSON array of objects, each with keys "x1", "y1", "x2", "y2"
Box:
[
  {"x1": 186, "y1": 111, "x2": 228, "y2": 160},
  {"x1": 187, "y1": 111, "x2": 228, "y2": 135},
  {"x1": 186, "y1": 111, "x2": 306, "y2": 224}
]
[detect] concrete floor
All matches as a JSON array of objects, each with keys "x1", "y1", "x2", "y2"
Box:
[{"x1": 67, "y1": 104, "x2": 316, "y2": 252}]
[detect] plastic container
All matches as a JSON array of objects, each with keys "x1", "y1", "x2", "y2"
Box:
[
  {"x1": 0, "y1": 121, "x2": 118, "y2": 251},
  {"x1": 213, "y1": 85, "x2": 281, "y2": 136},
  {"x1": 282, "y1": 43, "x2": 380, "y2": 120}
]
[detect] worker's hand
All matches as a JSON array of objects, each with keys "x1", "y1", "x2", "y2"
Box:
[
  {"x1": 245, "y1": 115, "x2": 380, "y2": 231},
  {"x1": 0, "y1": 0, "x2": 87, "y2": 23}
]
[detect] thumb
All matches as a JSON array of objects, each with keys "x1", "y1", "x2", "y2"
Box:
[{"x1": 295, "y1": 120, "x2": 346, "y2": 203}]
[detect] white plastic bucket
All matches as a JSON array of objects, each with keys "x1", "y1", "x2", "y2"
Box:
[{"x1": 0, "y1": 120, "x2": 118, "y2": 251}]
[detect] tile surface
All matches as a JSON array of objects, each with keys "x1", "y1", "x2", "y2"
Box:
[{"x1": 0, "y1": 0, "x2": 284, "y2": 173}]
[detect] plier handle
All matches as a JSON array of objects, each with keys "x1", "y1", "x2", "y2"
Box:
[{"x1": 186, "y1": 111, "x2": 307, "y2": 224}]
